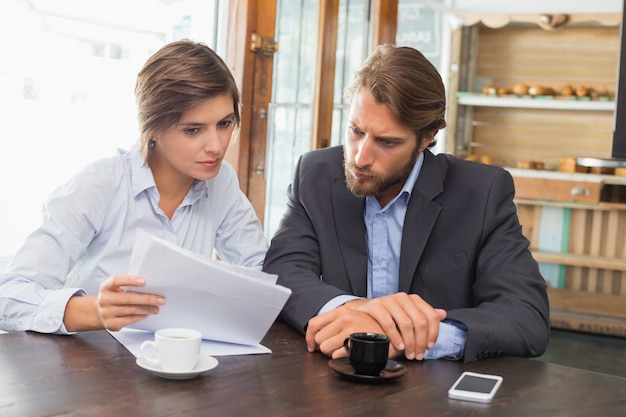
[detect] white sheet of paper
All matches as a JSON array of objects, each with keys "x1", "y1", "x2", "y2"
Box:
[
  {"x1": 109, "y1": 328, "x2": 271, "y2": 357},
  {"x1": 126, "y1": 230, "x2": 292, "y2": 347}
]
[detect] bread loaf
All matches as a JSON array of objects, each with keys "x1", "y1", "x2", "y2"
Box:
[
  {"x1": 561, "y1": 85, "x2": 574, "y2": 96},
  {"x1": 513, "y1": 83, "x2": 529, "y2": 95},
  {"x1": 528, "y1": 85, "x2": 555, "y2": 96}
]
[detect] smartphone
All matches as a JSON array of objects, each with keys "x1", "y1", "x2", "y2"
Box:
[{"x1": 448, "y1": 371, "x2": 503, "y2": 403}]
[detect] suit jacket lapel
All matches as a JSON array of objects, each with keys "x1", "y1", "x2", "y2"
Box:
[
  {"x1": 398, "y1": 152, "x2": 444, "y2": 293},
  {"x1": 331, "y1": 176, "x2": 368, "y2": 297}
]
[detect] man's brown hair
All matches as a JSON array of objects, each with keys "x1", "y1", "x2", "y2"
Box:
[{"x1": 344, "y1": 44, "x2": 446, "y2": 146}]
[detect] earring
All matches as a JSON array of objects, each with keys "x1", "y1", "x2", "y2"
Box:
[{"x1": 149, "y1": 140, "x2": 156, "y2": 149}]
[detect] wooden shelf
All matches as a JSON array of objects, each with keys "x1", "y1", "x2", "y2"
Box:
[
  {"x1": 456, "y1": 93, "x2": 615, "y2": 111},
  {"x1": 532, "y1": 250, "x2": 626, "y2": 272}
]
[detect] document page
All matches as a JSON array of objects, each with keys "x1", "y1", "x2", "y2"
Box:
[
  {"x1": 109, "y1": 328, "x2": 272, "y2": 357},
  {"x1": 126, "y1": 230, "x2": 291, "y2": 347}
]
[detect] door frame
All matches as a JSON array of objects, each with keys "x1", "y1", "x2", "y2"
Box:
[{"x1": 225, "y1": 0, "x2": 277, "y2": 224}]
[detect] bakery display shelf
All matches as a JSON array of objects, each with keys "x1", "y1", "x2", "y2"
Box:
[{"x1": 456, "y1": 92, "x2": 615, "y2": 111}]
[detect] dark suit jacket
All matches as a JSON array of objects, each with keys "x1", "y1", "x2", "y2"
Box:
[{"x1": 263, "y1": 146, "x2": 550, "y2": 363}]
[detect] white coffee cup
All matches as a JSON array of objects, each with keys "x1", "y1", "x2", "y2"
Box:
[{"x1": 140, "y1": 328, "x2": 202, "y2": 372}]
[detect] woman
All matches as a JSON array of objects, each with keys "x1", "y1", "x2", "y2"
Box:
[{"x1": 0, "y1": 40, "x2": 267, "y2": 334}]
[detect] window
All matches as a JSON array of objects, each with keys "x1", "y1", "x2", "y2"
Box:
[
  {"x1": 396, "y1": 0, "x2": 450, "y2": 155},
  {"x1": 263, "y1": 0, "x2": 320, "y2": 238},
  {"x1": 264, "y1": 0, "x2": 372, "y2": 239},
  {"x1": 0, "y1": 0, "x2": 226, "y2": 269},
  {"x1": 331, "y1": 0, "x2": 371, "y2": 147}
]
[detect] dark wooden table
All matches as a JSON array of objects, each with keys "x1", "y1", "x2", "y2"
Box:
[{"x1": 1, "y1": 322, "x2": 625, "y2": 417}]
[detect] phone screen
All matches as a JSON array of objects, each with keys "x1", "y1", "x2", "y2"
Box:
[{"x1": 455, "y1": 374, "x2": 499, "y2": 393}]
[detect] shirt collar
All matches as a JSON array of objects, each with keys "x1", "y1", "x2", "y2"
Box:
[
  {"x1": 130, "y1": 142, "x2": 155, "y2": 198},
  {"x1": 401, "y1": 151, "x2": 424, "y2": 199}
]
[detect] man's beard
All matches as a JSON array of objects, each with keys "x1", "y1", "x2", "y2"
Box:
[{"x1": 344, "y1": 146, "x2": 420, "y2": 199}]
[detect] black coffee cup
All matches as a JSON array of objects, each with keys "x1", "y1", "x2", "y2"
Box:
[{"x1": 343, "y1": 332, "x2": 390, "y2": 376}]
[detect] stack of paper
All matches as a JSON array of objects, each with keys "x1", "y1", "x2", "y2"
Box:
[{"x1": 126, "y1": 230, "x2": 291, "y2": 347}]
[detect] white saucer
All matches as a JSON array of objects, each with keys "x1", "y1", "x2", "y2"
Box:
[{"x1": 136, "y1": 354, "x2": 219, "y2": 380}]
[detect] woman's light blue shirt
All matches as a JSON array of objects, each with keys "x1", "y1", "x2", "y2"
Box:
[{"x1": 0, "y1": 144, "x2": 268, "y2": 334}]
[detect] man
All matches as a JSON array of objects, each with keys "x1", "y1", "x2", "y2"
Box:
[{"x1": 263, "y1": 44, "x2": 550, "y2": 363}]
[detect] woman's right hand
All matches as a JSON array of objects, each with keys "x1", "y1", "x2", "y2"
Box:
[
  {"x1": 95, "y1": 275, "x2": 165, "y2": 331},
  {"x1": 64, "y1": 275, "x2": 165, "y2": 332}
]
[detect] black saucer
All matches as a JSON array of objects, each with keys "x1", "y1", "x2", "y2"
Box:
[{"x1": 328, "y1": 357, "x2": 406, "y2": 382}]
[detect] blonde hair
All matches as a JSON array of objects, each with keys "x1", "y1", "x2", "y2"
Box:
[
  {"x1": 344, "y1": 44, "x2": 446, "y2": 146},
  {"x1": 135, "y1": 40, "x2": 241, "y2": 165}
]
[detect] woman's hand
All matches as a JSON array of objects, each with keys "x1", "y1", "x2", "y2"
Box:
[{"x1": 64, "y1": 275, "x2": 165, "y2": 332}]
